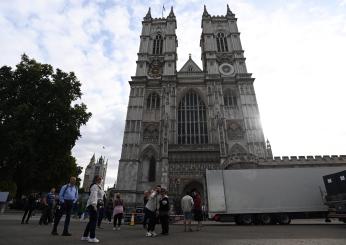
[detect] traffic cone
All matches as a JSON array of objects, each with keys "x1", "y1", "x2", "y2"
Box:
[{"x1": 129, "y1": 212, "x2": 135, "y2": 226}]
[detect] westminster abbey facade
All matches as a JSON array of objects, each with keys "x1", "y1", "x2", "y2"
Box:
[{"x1": 115, "y1": 6, "x2": 273, "y2": 206}]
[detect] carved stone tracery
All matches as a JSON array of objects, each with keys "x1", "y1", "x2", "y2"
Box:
[
  {"x1": 216, "y1": 53, "x2": 235, "y2": 65},
  {"x1": 142, "y1": 122, "x2": 159, "y2": 143},
  {"x1": 148, "y1": 57, "x2": 164, "y2": 78},
  {"x1": 226, "y1": 120, "x2": 244, "y2": 140}
]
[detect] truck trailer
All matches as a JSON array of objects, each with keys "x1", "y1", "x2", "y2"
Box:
[{"x1": 206, "y1": 166, "x2": 346, "y2": 225}]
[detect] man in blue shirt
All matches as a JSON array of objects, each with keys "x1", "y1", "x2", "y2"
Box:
[{"x1": 51, "y1": 177, "x2": 78, "y2": 236}]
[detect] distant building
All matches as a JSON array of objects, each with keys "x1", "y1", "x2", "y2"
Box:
[{"x1": 83, "y1": 154, "x2": 108, "y2": 191}]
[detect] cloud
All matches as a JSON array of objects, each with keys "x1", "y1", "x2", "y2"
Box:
[{"x1": 1, "y1": 0, "x2": 346, "y2": 189}]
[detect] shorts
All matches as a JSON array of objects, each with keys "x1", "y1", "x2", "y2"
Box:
[{"x1": 184, "y1": 212, "x2": 192, "y2": 220}]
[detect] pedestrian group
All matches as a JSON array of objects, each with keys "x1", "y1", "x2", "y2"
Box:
[{"x1": 21, "y1": 176, "x2": 204, "y2": 243}]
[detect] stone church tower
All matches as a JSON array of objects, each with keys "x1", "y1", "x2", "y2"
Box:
[
  {"x1": 83, "y1": 154, "x2": 108, "y2": 192},
  {"x1": 115, "y1": 6, "x2": 272, "y2": 207}
]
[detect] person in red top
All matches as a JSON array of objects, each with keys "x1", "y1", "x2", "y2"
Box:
[{"x1": 192, "y1": 191, "x2": 202, "y2": 231}]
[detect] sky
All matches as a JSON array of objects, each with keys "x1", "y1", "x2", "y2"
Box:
[{"x1": 1, "y1": 0, "x2": 346, "y2": 189}]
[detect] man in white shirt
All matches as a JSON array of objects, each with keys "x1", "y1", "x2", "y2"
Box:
[{"x1": 181, "y1": 192, "x2": 194, "y2": 232}]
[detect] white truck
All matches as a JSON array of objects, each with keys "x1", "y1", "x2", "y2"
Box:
[{"x1": 206, "y1": 166, "x2": 346, "y2": 225}]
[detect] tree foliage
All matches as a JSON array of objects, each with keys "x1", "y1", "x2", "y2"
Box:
[{"x1": 0, "y1": 54, "x2": 91, "y2": 198}]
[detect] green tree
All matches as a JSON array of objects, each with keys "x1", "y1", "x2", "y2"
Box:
[{"x1": 0, "y1": 54, "x2": 91, "y2": 199}]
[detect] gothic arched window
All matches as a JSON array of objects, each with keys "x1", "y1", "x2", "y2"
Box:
[
  {"x1": 148, "y1": 156, "x2": 156, "y2": 182},
  {"x1": 178, "y1": 91, "x2": 208, "y2": 144},
  {"x1": 147, "y1": 92, "x2": 160, "y2": 110},
  {"x1": 152, "y1": 34, "x2": 163, "y2": 55},
  {"x1": 224, "y1": 89, "x2": 237, "y2": 107},
  {"x1": 216, "y1": 32, "x2": 228, "y2": 52}
]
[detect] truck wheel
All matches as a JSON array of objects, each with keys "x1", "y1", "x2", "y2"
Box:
[
  {"x1": 240, "y1": 214, "x2": 253, "y2": 225},
  {"x1": 253, "y1": 215, "x2": 261, "y2": 225},
  {"x1": 340, "y1": 218, "x2": 346, "y2": 223},
  {"x1": 235, "y1": 215, "x2": 242, "y2": 225},
  {"x1": 260, "y1": 214, "x2": 272, "y2": 225},
  {"x1": 278, "y1": 214, "x2": 291, "y2": 225}
]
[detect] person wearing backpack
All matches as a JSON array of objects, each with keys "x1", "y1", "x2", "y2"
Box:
[
  {"x1": 51, "y1": 177, "x2": 78, "y2": 236},
  {"x1": 81, "y1": 175, "x2": 104, "y2": 243}
]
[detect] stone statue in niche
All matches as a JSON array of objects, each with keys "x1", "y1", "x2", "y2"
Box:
[
  {"x1": 215, "y1": 109, "x2": 223, "y2": 127},
  {"x1": 163, "y1": 112, "x2": 169, "y2": 129},
  {"x1": 170, "y1": 85, "x2": 175, "y2": 96},
  {"x1": 227, "y1": 120, "x2": 244, "y2": 140}
]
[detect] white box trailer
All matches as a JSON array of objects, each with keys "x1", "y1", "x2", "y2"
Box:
[{"x1": 206, "y1": 166, "x2": 346, "y2": 225}]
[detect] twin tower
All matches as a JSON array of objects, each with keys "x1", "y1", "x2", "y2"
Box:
[{"x1": 115, "y1": 5, "x2": 272, "y2": 207}]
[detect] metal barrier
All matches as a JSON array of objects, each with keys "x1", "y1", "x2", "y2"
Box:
[{"x1": 123, "y1": 212, "x2": 184, "y2": 225}]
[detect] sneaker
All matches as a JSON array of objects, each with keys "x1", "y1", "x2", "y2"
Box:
[
  {"x1": 51, "y1": 231, "x2": 59, "y2": 236},
  {"x1": 62, "y1": 232, "x2": 72, "y2": 236},
  {"x1": 117, "y1": 227, "x2": 120, "y2": 231},
  {"x1": 113, "y1": 227, "x2": 116, "y2": 231},
  {"x1": 88, "y1": 238, "x2": 99, "y2": 243},
  {"x1": 145, "y1": 232, "x2": 152, "y2": 237},
  {"x1": 81, "y1": 236, "x2": 89, "y2": 241},
  {"x1": 151, "y1": 231, "x2": 157, "y2": 237}
]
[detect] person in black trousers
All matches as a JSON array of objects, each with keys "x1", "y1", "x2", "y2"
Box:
[
  {"x1": 39, "y1": 188, "x2": 56, "y2": 225},
  {"x1": 81, "y1": 176, "x2": 104, "y2": 243},
  {"x1": 105, "y1": 198, "x2": 113, "y2": 224},
  {"x1": 142, "y1": 190, "x2": 150, "y2": 229},
  {"x1": 97, "y1": 195, "x2": 106, "y2": 229},
  {"x1": 51, "y1": 177, "x2": 78, "y2": 236},
  {"x1": 159, "y1": 188, "x2": 170, "y2": 235},
  {"x1": 21, "y1": 193, "x2": 37, "y2": 224}
]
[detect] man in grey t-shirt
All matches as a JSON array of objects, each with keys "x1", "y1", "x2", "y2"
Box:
[{"x1": 181, "y1": 192, "x2": 194, "y2": 232}]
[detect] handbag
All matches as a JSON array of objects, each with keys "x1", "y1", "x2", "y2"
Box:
[{"x1": 113, "y1": 205, "x2": 124, "y2": 215}]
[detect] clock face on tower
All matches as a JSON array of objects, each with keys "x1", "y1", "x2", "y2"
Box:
[{"x1": 219, "y1": 63, "x2": 235, "y2": 76}]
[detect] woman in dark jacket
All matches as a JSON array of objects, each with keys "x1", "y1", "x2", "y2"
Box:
[{"x1": 159, "y1": 188, "x2": 170, "y2": 235}]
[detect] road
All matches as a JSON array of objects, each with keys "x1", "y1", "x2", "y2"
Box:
[{"x1": 1, "y1": 214, "x2": 346, "y2": 245}]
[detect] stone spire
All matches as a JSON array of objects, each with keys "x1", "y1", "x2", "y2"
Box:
[
  {"x1": 168, "y1": 6, "x2": 175, "y2": 19},
  {"x1": 266, "y1": 139, "x2": 273, "y2": 158},
  {"x1": 226, "y1": 4, "x2": 235, "y2": 18},
  {"x1": 202, "y1": 5, "x2": 211, "y2": 18},
  {"x1": 144, "y1": 7, "x2": 152, "y2": 20},
  {"x1": 89, "y1": 153, "x2": 95, "y2": 166}
]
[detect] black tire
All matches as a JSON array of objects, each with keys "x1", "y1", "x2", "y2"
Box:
[
  {"x1": 235, "y1": 215, "x2": 242, "y2": 225},
  {"x1": 260, "y1": 214, "x2": 272, "y2": 225},
  {"x1": 253, "y1": 215, "x2": 261, "y2": 225},
  {"x1": 278, "y1": 214, "x2": 291, "y2": 225},
  {"x1": 339, "y1": 218, "x2": 346, "y2": 223},
  {"x1": 240, "y1": 214, "x2": 253, "y2": 225}
]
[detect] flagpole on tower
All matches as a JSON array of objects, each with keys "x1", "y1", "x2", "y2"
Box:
[{"x1": 162, "y1": 4, "x2": 165, "y2": 18}]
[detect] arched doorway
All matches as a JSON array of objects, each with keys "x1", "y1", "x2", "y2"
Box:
[
  {"x1": 182, "y1": 181, "x2": 204, "y2": 199},
  {"x1": 172, "y1": 180, "x2": 204, "y2": 214}
]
